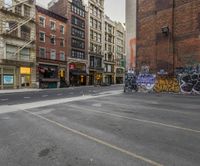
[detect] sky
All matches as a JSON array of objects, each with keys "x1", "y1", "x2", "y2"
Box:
[{"x1": 36, "y1": 0, "x2": 125, "y2": 23}]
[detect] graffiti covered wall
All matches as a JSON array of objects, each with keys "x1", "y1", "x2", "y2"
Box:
[{"x1": 125, "y1": 65, "x2": 200, "y2": 95}]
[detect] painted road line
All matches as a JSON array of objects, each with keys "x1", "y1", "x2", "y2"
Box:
[
  {"x1": 24, "y1": 109, "x2": 163, "y2": 166},
  {"x1": 90, "y1": 99, "x2": 199, "y2": 116},
  {"x1": 68, "y1": 104, "x2": 200, "y2": 134},
  {"x1": 42, "y1": 95, "x2": 48, "y2": 98},
  {"x1": 0, "y1": 90, "x2": 123, "y2": 115},
  {"x1": 24, "y1": 97, "x2": 31, "y2": 99},
  {"x1": 0, "y1": 99, "x2": 8, "y2": 101},
  {"x1": 35, "y1": 108, "x2": 55, "y2": 115}
]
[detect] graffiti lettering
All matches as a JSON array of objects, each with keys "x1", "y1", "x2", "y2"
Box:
[
  {"x1": 154, "y1": 76, "x2": 180, "y2": 93},
  {"x1": 137, "y1": 74, "x2": 156, "y2": 91},
  {"x1": 179, "y1": 74, "x2": 200, "y2": 94}
]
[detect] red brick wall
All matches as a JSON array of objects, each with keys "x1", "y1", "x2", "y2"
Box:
[
  {"x1": 36, "y1": 8, "x2": 68, "y2": 61},
  {"x1": 137, "y1": 0, "x2": 200, "y2": 73},
  {"x1": 49, "y1": 0, "x2": 88, "y2": 61}
]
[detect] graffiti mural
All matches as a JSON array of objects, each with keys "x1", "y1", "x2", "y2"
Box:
[
  {"x1": 137, "y1": 74, "x2": 156, "y2": 91},
  {"x1": 154, "y1": 76, "x2": 180, "y2": 93},
  {"x1": 179, "y1": 74, "x2": 200, "y2": 94}
]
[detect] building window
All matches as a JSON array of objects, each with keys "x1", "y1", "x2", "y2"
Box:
[
  {"x1": 96, "y1": 57, "x2": 102, "y2": 68},
  {"x1": 71, "y1": 5, "x2": 85, "y2": 18},
  {"x1": 39, "y1": 32, "x2": 45, "y2": 42},
  {"x1": 72, "y1": 38, "x2": 85, "y2": 49},
  {"x1": 39, "y1": 16, "x2": 45, "y2": 27},
  {"x1": 6, "y1": 44, "x2": 17, "y2": 60},
  {"x1": 24, "y1": 5, "x2": 31, "y2": 17},
  {"x1": 60, "y1": 38, "x2": 65, "y2": 47},
  {"x1": 60, "y1": 52, "x2": 65, "y2": 61},
  {"x1": 72, "y1": 27, "x2": 85, "y2": 39},
  {"x1": 39, "y1": 47, "x2": 46, "y2": 58},
  {"x1": 71, "y1": 50, "x2": 85, "y2": 59},
  {"x1": 50, "y1": 50, "x2": 56, "y2": 60},
  {"x1": 71, "y1": 16, "x2": 85, "y2": 29},
  {"x1": 20, "y1": 48, "x2": 30, "y2": 61},
  {"x1": 50, "y1": 21, "x2": 56, "y2": 31},
  {"x1": 60, "y1": 25, "x2": 65, "y2": 34},
  {"x1": 50, "y1": 35, "x2": 56, "y2": 45},
  {"x1": 15, "y1": 5, "x2": 22, "y2": 15},
  {"x1": 90, "y1": 56, "x2": 94, "y2": 67}
]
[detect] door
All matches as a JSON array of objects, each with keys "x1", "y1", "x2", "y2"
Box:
[{"x1": 21, "y1": 75, "x2": 31, "y2": 88}]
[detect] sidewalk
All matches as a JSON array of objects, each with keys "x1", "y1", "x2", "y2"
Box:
[
  {"x1": 0, "y1": 89, "x2": 42, "y2": 94},
  {"x1": 0, "y1": 84, "x2": 124, "y2": 94}
]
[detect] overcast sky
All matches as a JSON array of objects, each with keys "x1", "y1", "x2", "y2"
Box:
[{"x1": 36, "y1": 0, "x2": 125, "y2": 23}]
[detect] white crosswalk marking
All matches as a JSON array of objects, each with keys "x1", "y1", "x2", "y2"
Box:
[{"x1": 0, "y1": 99, "x2": 8, "y2": 101}]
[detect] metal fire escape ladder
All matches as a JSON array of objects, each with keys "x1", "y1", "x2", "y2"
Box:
[
  {"x1": 0, "y1": 0, "x2": 35, "y2": 60},
  {"x1": 14, "y1": 39, "x2": 34, "y2": 57},
  {"x1": 5, "y1": 0, "x2": 29, "y2": 9},
  {"x1": 6, "y1": 15, "x2": 34, "y2": 35}
]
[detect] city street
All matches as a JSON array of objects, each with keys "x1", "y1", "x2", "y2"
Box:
[{"x1": 0, "y1": 85, "x2": 200, "y2": 166}]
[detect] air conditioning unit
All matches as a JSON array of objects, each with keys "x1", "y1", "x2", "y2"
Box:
[{"x1": 5, "y1": 23, "x2": 10, "y2": 32}]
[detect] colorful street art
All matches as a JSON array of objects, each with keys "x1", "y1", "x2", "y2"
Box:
[
  {"x1": 137, "y1": 74, "x2": 156, "y2": 91},
  {"x1": 124, "y1": 65, "x2": 200, "y2": 95},
  {"x1": 153, "y1": 76, "x2": 180, "y2": 93},
  {"x1": 179, "y1": 74, "x2": 200, "y2": 95}
]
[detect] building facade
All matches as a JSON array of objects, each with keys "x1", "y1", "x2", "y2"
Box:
[
  {"x1": 137, "y1": 0, "x2": 200, "y2": 74},
  {"x1": 87, "y1": 0, "x2": 105, "y2": 85},
  {"x1": 125, "y1": 0, "x2": 137, "y2": 71},
  {"x1": 36, "y1": 5, "x2": 68, "y2": 89},
  {"x1": 0, "y1": 0, "x2": 36, "y2": 89},
  {"x1": 103, "y1": 15, "x2": 115, "y2": 85},
  {"x1": 115, "y1": 22, "x2": 126, "y2": 84},
  {"x1": 49, "y1": 0, "x2": 88, "y2": 86}
]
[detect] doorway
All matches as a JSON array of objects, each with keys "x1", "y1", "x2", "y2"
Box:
[{"x1": 21, "y1": 75, "x2": 31, "y2": 88}]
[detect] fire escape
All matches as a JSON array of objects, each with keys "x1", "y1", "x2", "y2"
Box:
[{"x1": 0, "y1": 0, "x2": 35, "y2": 61}]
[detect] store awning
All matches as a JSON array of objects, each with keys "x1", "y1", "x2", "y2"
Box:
[{"x1": 70, "y1": 70, "x2": 88, "y2": 76}]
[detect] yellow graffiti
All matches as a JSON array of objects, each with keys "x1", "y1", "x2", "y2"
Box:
[{"x1": 154, "y1": 76, "x2": 180, "y2": 93}]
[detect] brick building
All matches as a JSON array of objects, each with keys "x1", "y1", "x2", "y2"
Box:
[
  {"x1": 137, "y1": 0, "x2": 200, "y2": 74},
  {"x1": 36, "y1": 5, "x2": 68, "y2": 88},
  {"x1": 49, "y1": 0, "x2": 89, "y2": 86}
]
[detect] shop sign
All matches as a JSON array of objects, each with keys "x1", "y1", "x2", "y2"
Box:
[
  {"x1": 69, "y1": 63, "x2": 75, "y2": 70},
  {"x1": 3, "y1": 75, "x2": 14, "y2": 85},
  {"x1": 20, "y1": 67, "x2": 31, "y2": 74},
  {"x1": 76, "y1": 63, "x2": 86, "y2": 70},
  {"x1": 60, "y1": 69, "x2": 65, "y2": 78}
]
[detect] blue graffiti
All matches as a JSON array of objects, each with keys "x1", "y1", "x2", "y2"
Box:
[{"x1": 136, "y1": 74, "x2": 156, "y2": 90}]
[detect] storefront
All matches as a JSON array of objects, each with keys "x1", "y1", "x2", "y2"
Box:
[
  {"x1": 104, "y1": 74, "x2": 114, "y2": 85},
  {"x1": 38, "y1": 64, "x2": 59, "y2": 88},
  {"x1": 0, "y1": 64, "x2": 36, "y2": 89},
  {"x1": 0, "y1": 66, "x2": 16, "y2": 89},
  {"x1": 116, "y1": 68, "x2": 125, "y2": 84},
  {"x1": 69, "y1": 63, "x2": 87, "y2": 86},
  {"x1": 20, "y1": 67, "x2": 31, "y2": 88}
]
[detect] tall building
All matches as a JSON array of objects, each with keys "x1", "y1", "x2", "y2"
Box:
[
  {"x1": 87, "y1": 0, "x2": 104, "y2": 85},
  {"x1": 115, "y1": 22, "x2": 126, "y2": 84},
  {"x1": 0, "y1": 0, "x2": 36, "y2": 89},
  {"x1": 125, "y1": 0, "x2": 137, "y2": 71},
  {"x1": 49, "y1": 0, "x2": 88, "y2": 86},
  {"x1": 36, "y1": 5, "x2": 68, "y2": 89},
  {"x1": 103, "y1": 15, "x2": 115, "y2": 85},
  {"x1": 137, "y1": 0, "x2": 200, "y2": 74}
]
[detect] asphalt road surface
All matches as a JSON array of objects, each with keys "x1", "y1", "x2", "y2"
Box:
[{"x1": 0, "y1": 85, "x2": 200, "y2": 166}]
